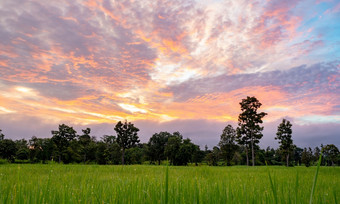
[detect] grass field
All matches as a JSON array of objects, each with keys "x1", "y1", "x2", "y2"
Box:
[{"x1": 0, "y1": 164, "x2": 339, "y2": 203}]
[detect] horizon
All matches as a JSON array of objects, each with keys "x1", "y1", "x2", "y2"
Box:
[{"x1": 0, "y1": 0, "x2": 339, "y2": 149}]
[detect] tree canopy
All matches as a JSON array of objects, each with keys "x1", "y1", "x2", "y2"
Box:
[
  {"x1": 236, "y1": 96, "x2": 267, "y2": 166},
  {"x1": 275, "y1": 119, "x2": 293, "y2": 166},
  {"x1": 114, "y1": 120, "x2": 140, "y2": 165}
]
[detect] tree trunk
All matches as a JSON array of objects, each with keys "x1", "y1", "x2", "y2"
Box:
[
  {"x1": 286, "y1": 153, "x2": 289, "y2": 167},
  {"x1": 251, "y1": 140, "x2": 255, "y2": 166},
  {"x1": 121, "y1": 148, "x2": 125, "y2": 165},
  {"x1": 245, "y1": 147, "x2": 249, "y2": 166},
  {"x1": 58, "y1": 154, "x2": 61, "y2": 163},
  {"x1": 158, "y1": 159, "x2": 161, "y2": 165}
]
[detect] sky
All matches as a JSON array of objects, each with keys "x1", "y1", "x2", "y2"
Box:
[{"x1": 0, "y1": 0, "x2": 339, "y2": 149}]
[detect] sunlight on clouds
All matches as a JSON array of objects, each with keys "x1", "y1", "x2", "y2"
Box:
[
  {"x1": 150, "y1": 61, "x2": 200, "y2": 85},
  {"x1": 118, "y1": 103, "x2": 148, "y2": 114},
  {"x1": 296, "y1": 115, "x2": 340, "y2": 125},
  {"x1": 16, "y1": 87, "x2": 31, "y2": 93},
  {"x1": 0, "y1": 106, "x2": 16, "y2": 114}
]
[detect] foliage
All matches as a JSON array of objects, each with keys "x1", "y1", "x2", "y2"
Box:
[
  {"x1": 0, "y1": 120, "x2": 338, "y2": 166},
  {"x1": 114, "y1": 120, "x2": 140, "y2": 165},
  {"x1": 206, "y1": 146, "x2": 221, "y2": 166},
  {"x1": 147, "y1": 131, "x2": 171, "y2": 165},
  {"x1": 322, "y1": 144, "x2": 339, "y2": 166},
  {"x1": 219, "y1": 124, "x2": 238, "y2": 166},
  {"x1": 164, "y1": 132, "x2": 182, "y2": 165},
  {"x1": 236, "y1": 96, "x2": 267, "y2": 166},
  {"x1": 51, "y1": 124, "x2": 77, "y2": 163},
  {"x1": 275, "y1": 119, "x2": 294, "y2": 166},
  {"x1": 0, "y1": 129, "x2": 4, "y2": 140},
  {"x1": 302, "y1": 148, "x2": 314, "y2": 167},
  {"x1": 0, "y1": 139, "x2": 17, "y2": 162}
]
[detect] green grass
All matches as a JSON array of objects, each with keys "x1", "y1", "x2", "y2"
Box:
[{"x1": 0, "y1": 164, "x2": 339, "y2": 203}]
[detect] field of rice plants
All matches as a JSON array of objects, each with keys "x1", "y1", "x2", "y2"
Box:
[{"x1": 0, "y1": 164, "x2": 339, "y2": 203}]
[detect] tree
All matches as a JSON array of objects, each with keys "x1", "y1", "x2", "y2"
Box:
[
  {"x1": 15, "y1": 139, "x2": 29, "y2": 160},
  {"x1": 0, "y1": 139, "x2": 17, "y2": 162},
  {"x1": 51, "y1": 124, "x2": 77, "y2": 163},
  {"x1": 0, "y1": 129, "x2": 4, "y2": 140},
  {"x1": 219, "y1": 124, "x2": 238, "y2": 166},
  {"x1": 301, "y1": 147, "x2": 313, "y2": 167},
  {"x1": 102, "y1": 135, "x2": 121, "y2": 164},
  {"x1": 114, "y1": 120, "x2": 140, "y2": 165},
  {"x1": 192, "y1": 145, "x2": 205, "y2": 166},
  {"x1": 322, "y1": 144, "x2": 339, "y2": 166},
  {"x1": 164, "y1": 132, "x2": 182, "y2": 165},
  {"x1": 206, "y1": 146, "x2": 221, "y2": 166},
  {"x1": 293, "y1": 146, "x2": 303, "y2": 166},
  {"x1": 147, "y1": 131, "x2": 171, "y2": 165},
  {"x1": 79, "y1": 128, "x2": 92, "y2": 163},
  {"x1": 177, "y1": 138, "x2": 196, "y2": 165},
  {"x1": 236, "y1": 96, "x2": 267, "y2": 166},
  {"x1": 275, "y1": 119, "x2": 293, "y2": 167}
]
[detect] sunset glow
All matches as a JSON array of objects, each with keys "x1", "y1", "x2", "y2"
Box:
[{"x1": 0, "y1": 0, "x2": 339, "y2": 147}]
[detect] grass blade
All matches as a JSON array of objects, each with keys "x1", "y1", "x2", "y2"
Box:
[
  {"x1": 309, "y1": 151, "x2": 323, "y2": 204},
  {"x1": 266, "y1": 161, "x2": 277, "y2": 204},
  {"x1": 295, "y1": 171, "x2": 299, "y2": 204},
  {"x1": 165, "y1": 164, "x2": 169, "y2": 204}
]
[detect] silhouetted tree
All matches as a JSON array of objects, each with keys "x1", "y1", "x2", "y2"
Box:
[
  {"x1": 114, "y1": 120, "x2": 140, "y2": 165},
  {"x1": 177, "y1": 138, "x2": 197, "y2": 165},
  {"x1": 322, "y1": 144, "x2": 339, "y2": 166},
  {"x1": 313, "y1": 146, "x2": 321, "y2": 163},
  {"x1": 236, "y1": 96, "x2": 267, "y2": 166},
  {"x1": 147, "y1": 131, "x2": 171, "y2": 165},
  {"x1": 219, "y1": 124, "x2": 238, "y2": 166},
  {"x1": 51, "y1": 124, "x2": 77, "y2": 163},
  {"x1": 15, "y1": 139, "x2": 29, "y2": 160},
  {"x1": 192, "y1": 145, "x2": 205, "y2": 166},
  {"x1": 275, "y1": 119, "x2": 293, "y2": 167},
  {"x1": 0, "y1": 129, "x2": 4, "y2": 140},
  {"x1": 79, "y1": 128, "x2": 92, "y2": 163},
  {"x1": 29, "y1": 136, "x2": 55, "y2": 163},
  {"x1": 102, "y1": 135, "x2": 121, "y2": 164},
  {"x1": 293, "y1": 146, "x2": 303, "y2": 166},
  {"x1": 96, "y1": 141, "x2": 107, "y2": 164},
  {"x1": 301, "y1": 147, "x2": 313, "y2": 167},
  {"x1": 206, "y1": 146, "x2": 221, "y2": 166},
  {"x1": 0, "y1": 139, "x2": 17, "y2": 162},
  {"x1": 165, "y1": 132, "x2": 182, "y2": 165}
]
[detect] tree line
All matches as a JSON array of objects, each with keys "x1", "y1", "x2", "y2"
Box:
[{"x1": 0, "y1": 96, "x2": 339, "y2": 166}]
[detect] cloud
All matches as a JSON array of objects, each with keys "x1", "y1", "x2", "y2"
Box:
[{"x1": 0, "y1": 0, "x2": 339, "y2": 148}]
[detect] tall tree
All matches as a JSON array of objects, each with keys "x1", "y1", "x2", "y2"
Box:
[
  {"x1": 51, "y1": 124, "x2": 77, "y2": 163},
  {"x1": 275, "y1": 119, "x2": 293, "y2": 167},
  {"x1": 114, "y1": 120, "x2": 140, "y2": 165},
  {"x1": 236, "y1": 96, "x2": 267, "y2": 166},
  {"x1": 219, "y1": 124, "x2": 238, "y2": 166},
  {"x1": 147, "y1": 131, "x2": 171, "y2": 165}
]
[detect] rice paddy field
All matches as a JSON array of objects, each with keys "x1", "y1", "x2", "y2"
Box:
[{"x1": 0, "y1": 164, "x2": 339, "y2": 203}]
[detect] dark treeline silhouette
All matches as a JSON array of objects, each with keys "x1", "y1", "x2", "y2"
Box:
[{"x1": 0, "y1": 96, "x2": 339, "y2": 166}]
